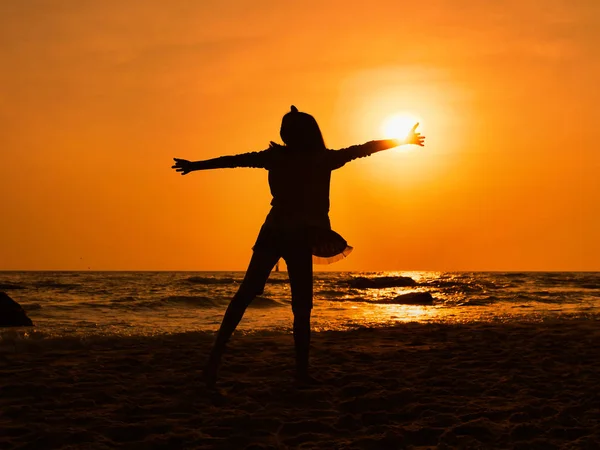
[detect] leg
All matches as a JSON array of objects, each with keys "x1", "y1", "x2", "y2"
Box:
[
  {"x1": 284, "y1": 247, "x2": 314, "y2": 381},
  {"x1": 293, "y1": 311, "x2": 312, "y2": 380},
  {"x1": 203, "y1": 249, "x2": 280, "y2": 387}
]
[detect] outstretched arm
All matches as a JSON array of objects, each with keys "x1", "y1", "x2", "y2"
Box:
[
  {"x1": 172, "y1": 149, "x2": 272, "y2": 175},
  {"x1": 329, "y1": 123, "x2": 425, "y2": 169}
]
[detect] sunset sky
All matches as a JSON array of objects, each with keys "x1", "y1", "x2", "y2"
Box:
[{"x1": 1, "y1": 0, "x2": 598, "y2": 271}]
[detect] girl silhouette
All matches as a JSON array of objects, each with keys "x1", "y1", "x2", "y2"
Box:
[{"x1": 172, "y1": 106, "x2": 425, "y2": 386}]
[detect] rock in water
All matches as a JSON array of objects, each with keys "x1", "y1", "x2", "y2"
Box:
[
  {"x1": 390, "y1": 292, "x2": 434, "y2": 305},
  {"x1": 0, "y1": 292, "x2": 34, "y2": 327}
]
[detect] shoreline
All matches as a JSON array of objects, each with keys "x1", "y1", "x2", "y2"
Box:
[{"x1": 2, "y1": 318, "x2": 600, "y2": 448}]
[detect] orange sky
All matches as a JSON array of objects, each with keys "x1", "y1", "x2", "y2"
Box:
[{"x1": 1, "y1": 0, "x2": 598, "y2": 271}]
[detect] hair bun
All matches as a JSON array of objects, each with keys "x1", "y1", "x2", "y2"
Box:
[{"x1": 290, "y1": 105, "x2": 298, "y2": 113}]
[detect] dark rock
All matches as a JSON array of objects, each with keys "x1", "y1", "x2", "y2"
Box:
[
  {"x1": 386, "y1": 292, "x2": 434, "y2": 305},
  {"x1": 0, "y1": 292, "x2": 34, "y2": 327},
  {"x1": 347, "y1": 276, "x2": 417, "y2": 289}
]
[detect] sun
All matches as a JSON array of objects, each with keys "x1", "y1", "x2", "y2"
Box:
[{"x1": 381, "y1": 113, "x2": 420, "y2": 141}]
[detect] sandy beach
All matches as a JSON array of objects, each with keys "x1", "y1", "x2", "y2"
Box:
[{"x1": 1, "y1": 318, "x2": 599, "y2": 449}]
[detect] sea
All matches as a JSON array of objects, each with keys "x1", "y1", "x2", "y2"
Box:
[{"x1": 1, "y1": 271, "x2": 599, "y2": 350}]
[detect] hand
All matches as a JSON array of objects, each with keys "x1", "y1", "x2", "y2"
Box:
[
  {"x1": 404, "y1": 123, "x2": 425, "y2": 147},
  {"x1": 172, "y1": 158, "x2": 194, "y2": 175}
]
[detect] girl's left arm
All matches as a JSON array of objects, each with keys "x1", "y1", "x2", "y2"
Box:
[
  {"x1": 327, "y1": 123, "x2": 424, "y2": 170},
  {"x1": 328, "y1": 139, "x2": 400, "y2": 170}
]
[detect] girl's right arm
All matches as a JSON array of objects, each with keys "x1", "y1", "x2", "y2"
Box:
[{"x1": 172, "y1": 149, "x2": 273, "y2": 175}]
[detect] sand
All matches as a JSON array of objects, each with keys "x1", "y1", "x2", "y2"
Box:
[{"x1": 1, "y1": 318, "x2": 600, "y2": 449}]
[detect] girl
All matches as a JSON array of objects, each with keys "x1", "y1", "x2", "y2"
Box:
[{"x1": 172, "y1": 106, "x2": 424, "y2": 386}]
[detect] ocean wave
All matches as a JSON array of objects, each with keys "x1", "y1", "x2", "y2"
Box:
[
  {"x1": 110, "y1": 296, "x2": 138, "y2": 304},
  {"x1": 530, "y1": 290, "x2": 553, "y2": 296},
  {"x1": 0, "y1": 283, "x2": 26, "y2": 290},
  {"x1": 326, "y1": 292, "x2": 435, "y2": 305},
  {"x1": 421, "y1": 280, "x2": 464, "y2": 290},
  {"x1": 81, "y1": 295, "x2": 283, "y2": 310},
  {"x1": 512, "y1": 293, "x2": 537, "y2": 301},
  {"x1": 498, "y1": 272, "x2": 530, "y2": 278},
  {"x1": 457, "y1": 298, "x2": 496, "y2": 306},
  {"x1": 81, "y1": 295, "x2": 226, "y2": 309},
  {"x1": 342, "y1": 276, "x2": 417, "y2": 289},
  {"x1": 159, "y1": 295, "x2": 222, "y2": 307},
  {"x1": 315, "y1": 289, "x2": 347, "y2": 298},
  {"x1": 424, "y1": 279, "x2": 502, "y2": 292},
  {"x1": 157, "y1": 295, "x2": 280, "y2": 308},
  {"x1": 503, "y1": 294, "x2": 575, "y2": 305},
  {"x1": 184, "y1": 276, "x2": 238, "y2": 285},
  {"x1": 184, "y1": 275, "x2": 291, "y2": 286},
  {"x1": 265, "y1": 279, "x2": 290, "y2": 285},
  {"x1": 71, "y1": 301, "x2": 116, "y2": 309},
  {"x1": 536, "y1": 273, "x2": 596, "y2": 287},
  {"x1": 249, "y1": 296, "x2": 283, "y2": 308},
  {"x1": 22, "y1": 303, "x2": 42, "y2": 311},
  {"x1": 32, "y1": 281, "x2": 80, "y2": 289}
]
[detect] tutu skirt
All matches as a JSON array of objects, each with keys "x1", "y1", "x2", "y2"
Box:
[
  {"x1": 253, "y1": 224, "x2": 353, "y2": 265},
  {"x1": 307, "y1": 227, "x2": 353, "y2": 264}
]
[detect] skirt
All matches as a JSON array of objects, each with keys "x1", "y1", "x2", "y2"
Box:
[
  {"x1": 307, "y1": 227, "x2": 353, "y2": 264},
  {"x1": 253, "y1": 223, "x2": 353, "y2": 265}
]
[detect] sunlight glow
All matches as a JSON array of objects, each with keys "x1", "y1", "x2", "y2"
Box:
[{"x1": 381, "y1": 113, "x2": 421, "y2": 141}]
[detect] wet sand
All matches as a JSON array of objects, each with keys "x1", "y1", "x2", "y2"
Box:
[{"x1": 1, "y1": 318, "x2": 600, "y2": 449}]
